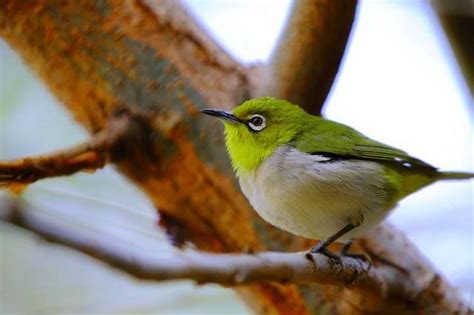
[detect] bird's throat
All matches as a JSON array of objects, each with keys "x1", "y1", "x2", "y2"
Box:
[{"x1": 224, "y1": 127, "x2": 273, "y2": 176}]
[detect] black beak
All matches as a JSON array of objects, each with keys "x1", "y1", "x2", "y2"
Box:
[{"x1": 200, "y1": 108, "x2": 243, "y2": 124}]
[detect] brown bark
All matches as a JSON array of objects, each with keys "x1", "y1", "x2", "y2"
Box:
[
  {"x1": 257, "y1": 0, "x2": 357, "y2": 115},
  {"x1": 432, "y1": 0, "x2": 474, "y2": 96},
  {"x1": 0, "y1": 1, "x2": 470, "y2": 314}
]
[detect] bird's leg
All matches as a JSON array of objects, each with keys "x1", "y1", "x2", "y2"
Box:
[
  {"x1": 310, "y1": 217, "x2": 363, "y2": 261},
  {"x1": 311, "y1": 222, "x2": 360, "y2": 253},
  {"x1": 340, "y1": 239, "x2": 355, "y2": 255}
]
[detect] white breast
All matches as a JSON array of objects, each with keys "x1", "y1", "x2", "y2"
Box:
[{"x1": 239, "y1": 145, "x2": 394, "y2": 242}]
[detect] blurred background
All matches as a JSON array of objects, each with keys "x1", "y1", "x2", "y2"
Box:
[{"x1": 1, "y1": 0, "x2": 472, "y2": 313}]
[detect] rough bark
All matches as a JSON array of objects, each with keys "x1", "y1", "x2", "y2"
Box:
[
  {"x1": 257, "y1": 0, "x2": 357, "y2": 114},
  {"x1": 0, "y1": 1, "x2": 470, "y2": 314},
  {"x1": 432, "y1": 0, "x2": 474, "y2": 96}
]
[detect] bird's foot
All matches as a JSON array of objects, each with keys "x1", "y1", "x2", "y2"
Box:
[
  {"x1": 340, "y1": 252, "x2": 372, "y2": 271},
  {"x1": 310, "y1": 241, "x2": 326, "y2": 254},
  {"x1": 339, "y1": 239, "x2": 371, "y2": 269},
  {"x1": 310, "y1": 242, "x2": 342, "y2": 265},
  {"x1": 309, "y1": 241, "x2": 372, "y2": 270}
]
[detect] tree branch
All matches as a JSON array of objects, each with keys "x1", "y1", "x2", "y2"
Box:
[
  {"x1": 432, "y1": 0, "x2": 474, "y2": 96},
  {"x1": 0, "y1": 195, "x2": 413, "y2": 300},
  {"x1": 257, "y1": 0, "x2": 357, "y2": 115},
  {"x1": 1, "y1": 194, "x2": 471, "y2": 315},
  {"x1": 0, "y1": 115, "x2": 128, "y2": 191},
  {"x1": 1, "y1": 1, "x2": 470, "y2": 314}
]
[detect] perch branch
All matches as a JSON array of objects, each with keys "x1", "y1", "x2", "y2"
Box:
[
  {"x1": 258, "y1": 0, "x2": 357, "y2": 115},
  {"x1": 0, "y1": 195, "x2": 413, "y2": 300},
  {"x1": 1, "y1": 189, "x2": 471, "y2": 314},
  {"x1": 0, "y1": 115, "x2": 128, "y2": 190}
]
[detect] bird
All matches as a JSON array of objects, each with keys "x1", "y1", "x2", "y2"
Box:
[{"x1": 201, "y1": 97, "x2": 474, "y2": 260}]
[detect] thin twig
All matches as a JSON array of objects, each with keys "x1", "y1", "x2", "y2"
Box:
[{"x1": 0, "y1": 116, "x2": 129, "y2": 190}]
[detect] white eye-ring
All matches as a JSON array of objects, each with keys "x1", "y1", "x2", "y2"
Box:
[{"x1": 248, "y1": 114, "x2": 266, "y2": 131}]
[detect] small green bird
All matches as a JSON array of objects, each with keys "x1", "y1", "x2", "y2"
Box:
[{"x1": 201, "y1": 97, "x2": 473, "y2": 259}]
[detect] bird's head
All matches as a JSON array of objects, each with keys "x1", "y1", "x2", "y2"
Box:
[{"x1": 201, "y1": 97, "x2": 308, "y2": 176}]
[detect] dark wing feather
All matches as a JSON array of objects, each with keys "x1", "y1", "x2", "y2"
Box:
[{"x1": 352, "y1": 143, "x2": 437, "y2": 171}]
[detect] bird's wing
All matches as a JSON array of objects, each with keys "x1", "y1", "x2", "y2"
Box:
[
  {"x1": 351, "y1": 142, "x2": 436, "y2": 170},
  {"x1": 293, "y1": 119, "x2": 437, "y2": 172}
]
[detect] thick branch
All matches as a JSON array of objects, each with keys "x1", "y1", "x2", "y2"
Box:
[
  {"x1": 432, "y1": 0, "x2": 474, "y2": 95},
  {"x1": 0, "y1": 115, "x2": 128, "y2": 190},
  {"x1": 1, "y1": 1, "x2": 470, "y2": 314},
  {"x1": 257, "y1": 0, "x2": 357, "y2": 115}
]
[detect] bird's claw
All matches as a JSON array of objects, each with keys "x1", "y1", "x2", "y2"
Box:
[
  {"x1": 310, "y1": 242, "x2": 371, "y2": 269},
  {"x1": 341, "y1": 252, "x2": 372, "y2": 271},
  {"x1": 310, "y1": 242, "x2": 324, "y2": 254},
  {"x1": 310, "y1": 243, "x2": 342, "y2": 265}
]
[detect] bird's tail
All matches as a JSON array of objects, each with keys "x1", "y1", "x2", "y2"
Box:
[{"x1": 437, "y1": 171, "x2": 474, "y2": 180}]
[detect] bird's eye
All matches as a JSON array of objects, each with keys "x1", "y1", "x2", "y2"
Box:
[{"x1": 248, "y1": 114, "x2": 266, "y2": 131}]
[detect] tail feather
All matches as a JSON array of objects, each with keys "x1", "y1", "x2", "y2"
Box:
[{"x1": 438, "y1": 171, "x2": 474, "y2": 180}]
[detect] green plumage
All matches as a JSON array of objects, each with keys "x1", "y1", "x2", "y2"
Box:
[
  {"x1": 201, "y1": 97, "x2": 473, "y2": 247},
  {"x1": 224, "y1": 97, "x2": 472, "y2": 202}
]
